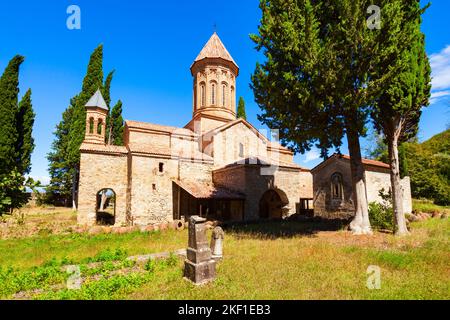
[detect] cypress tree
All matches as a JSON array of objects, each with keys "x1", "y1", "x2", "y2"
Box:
[
  {"x1": 237, "y1": 97, "x2": 247, "y2": 120},
  {"x1": 16, "y1": 89, "x2": 35, "y2": 175},
  {"x1": 0, "y1": 55, "x2": 24, "y2": 175},
  {"x1": 371, "y1": 1, "x2": 431, "y2": 235},
  {"x1": 110, "y1": 100, "x2": 124, "y2": 146}
]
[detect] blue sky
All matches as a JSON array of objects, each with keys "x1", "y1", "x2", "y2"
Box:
[{"x1": 0, "y1": 0, "x2": 449, "y2": 184}]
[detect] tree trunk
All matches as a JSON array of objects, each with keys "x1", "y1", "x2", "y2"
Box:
[
  {"x1": 388, "y1": 135, "x2": 409, "y2": 236},
  {"x1": 71, "y1": 167, "x2": 79, "y2": 210},
  {"x1": 99, "y1": 191, "x2": 107, "y2": 211},
  {"x1": 347, "y1": 130, "x2": 372, "y2": 235}
]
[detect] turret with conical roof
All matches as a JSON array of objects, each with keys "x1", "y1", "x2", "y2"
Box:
[
  {"x1": 186, "y1": 33, "x2": 239, "y2": 134},
  {"x1": 84, "y1": 89, "x2": 108, "y2": 144}
]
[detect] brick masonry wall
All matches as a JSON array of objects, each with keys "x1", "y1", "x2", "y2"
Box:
[
  {"x1": 313, "y1": 159, "x2": 413, "y2": 219},
  {"x1": 78, "y1": 152, "x2": 128, "y2": 226},
  {"x1": 213, "y1": 165, "x2": 311, "y2": 221}
]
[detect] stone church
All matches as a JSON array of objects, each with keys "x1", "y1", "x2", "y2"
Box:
[
  {"x1": 78, "y1": 33, "x2": 312, "y2": 227},
  {"x1": 77, "y1": 33, "x2": 412, "y2": 227}
]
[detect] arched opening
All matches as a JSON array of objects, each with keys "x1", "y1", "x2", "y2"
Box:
[
  {"x1": 211, "y1": 81, "x2": 217, "y2": 105},
  {"x1": 331, "y1": 172, "x2": 344, "y2": 200},
  {"x1": 222, "y1": 82, "x2": 228, "y2": 106},
  {"x1": 97, "y1": 119, "x2": 103, "y2": 135},
  {"x1": 96, "y1": 188, "x2": 116, "y2": 225},
  {"x1": 89, "y1": 117, "x2": 94, "y2": 134},
  {"x1": 200, "y1": 82, "x2": 206, "y2": 107},
  {"x1": 259, "y1": 189, "x2": 288, "y2": 219}
]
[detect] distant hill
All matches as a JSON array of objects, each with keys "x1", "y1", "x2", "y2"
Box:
[{"x1": 404, "y1": 129, "x2": 450, "y2": 205}]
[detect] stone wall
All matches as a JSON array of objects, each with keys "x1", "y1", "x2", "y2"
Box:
[
  {"x1": 78, "y1": 152, "x2": 128, "y2": 226},
  {"x1": 213, "y1": 165, "x2": 310, "y2": 220},
  {"x1": 312, "y1": 158, "x2": 413, "y2": 219}
]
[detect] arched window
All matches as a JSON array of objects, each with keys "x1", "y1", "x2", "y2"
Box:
[
  {"x1": 230, "y1": 86, "x2": 235, "y2": 109},
  {"x1": 222, "y1": 83, "x2": 227, "y2": 106},
  {"x1": 211, "y1": 83, "x2": 216, "y2": 105},
  {"x1": 97, "y1": 119, "x2": 103, "y2": 135},
  {"x1": 89, "y1": 118, "x2": 94, "y2": 134},
  {"x1": 200, "y1": 83, "x2": 206, "y2": 107},
  {"x1": 331, "y1": 173, "x2": 344, "y2": 200}
]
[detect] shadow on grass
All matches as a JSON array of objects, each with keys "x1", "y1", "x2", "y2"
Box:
[{"x1": 221, "y1": 217, "x2": 351, "y2": 240}]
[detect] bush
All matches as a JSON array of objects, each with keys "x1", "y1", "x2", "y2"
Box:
[{"x1": 369, "y1": 202, "x2": 395, "y2": 231}]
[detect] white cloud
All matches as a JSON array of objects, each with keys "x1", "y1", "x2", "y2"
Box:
[
  {"x1": 430, "y1": 90, "x2": 450, "y2": 105},
  {"x1": 303, "y1": 149, "x2": 320, "y2": 163},
  {"x1": 430, "y1": 45, "x2": 450, "y2": 91}
]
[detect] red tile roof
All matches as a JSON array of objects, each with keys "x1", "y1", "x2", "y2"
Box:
[
  {"x1": 80, "y1": 143, "x2": 128, "y2": 155},
  {"x1": 173, "y1": 179, "x2": 245, "y2": 200},
  {"x1": 126, "y1": 120, "x2": 196, "y2": 137},
  {"x1": 311, "y1": 153, "x2": 390, "y2": 172}
]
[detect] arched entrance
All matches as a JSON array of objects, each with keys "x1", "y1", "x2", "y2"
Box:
[
  {"x1": 96, "y1": 188, "x2": 116, "y2": 225},
  {"x1": 259, "y1": 189, "x2": 288, "y2": 219}
]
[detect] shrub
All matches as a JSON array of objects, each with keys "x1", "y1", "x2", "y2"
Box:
[{"x1": 369, "y1": 202, "x2": 394, "y2": 231}]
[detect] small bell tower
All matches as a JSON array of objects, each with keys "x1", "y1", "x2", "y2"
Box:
[{"x1": 84, "y1": 89, "x2": 108, "y2": 144}]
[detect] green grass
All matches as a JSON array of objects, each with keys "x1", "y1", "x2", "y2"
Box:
[
  {"x1": 0, "y1": 217, "x2": 448, "y2": 300},
  {"x1": 413, "y1": 199, "x2": 450, "y2": 214}
]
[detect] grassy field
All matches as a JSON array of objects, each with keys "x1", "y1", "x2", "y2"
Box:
[{"x1": 0, "y1": 206, "x2": 449, "y2": 300}]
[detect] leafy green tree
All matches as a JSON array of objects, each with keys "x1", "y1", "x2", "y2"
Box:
[
  {"x1": 110, "y1": 100, "x2": 124, "y2": 146},
  {"x1": 404, "y1": 130, "x2": 449, "y2": 206},
  {"x1": 0, "y1": 55, "x2": 24, "y2": 175},
  {"x1": 16, "y1": 89, "x2": 35, "y2": 175},
  {"x1": 237, "y1": 97, "x2": 247, "y2": 120},
  {"x1": 371, "y1": 2, "x2": 431, "y2": 235},
  {"x1": 251, "y1": 0, "x2": 421, "y2": 234},
  {"x1": 48, "y1": 45, "x2": 106, "y2": 209}
]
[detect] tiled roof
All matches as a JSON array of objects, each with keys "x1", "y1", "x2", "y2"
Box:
[
  {"x1": 339, "y1": 154, "x2": 390, "y2": 169},
  {"x1": 126, "y1": 120, "x2": 196, "y2": 136},
  {"x1": 80, "y1": 143, "x2": 128, "y2": 154},
  {"x1": 194, "y1": 32, "x2": 237, "y2": 67},
  {"x1": 85, "y1": 89, "x2": 108, "y2": 110},
  {"x1": 311, "y1": 153, "x2": 390, "y2": 172},
  {"x1": 128, "y1": 144, "x2": 213, "y2": 162},
  {"x1": 173, "y1": 179, "x2": 245, "y2": 200},
  {"x1": 223, "y1": 156, "x2": 306, "y2": 170}
]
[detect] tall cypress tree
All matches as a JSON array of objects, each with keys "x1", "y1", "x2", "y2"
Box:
[
  {"x1": 237, "y1": 97, "x2": 247, "y2": 120},
  {"x1": 103, "y1": 70, "x2": 115, "y2": 144},
  {"x1": 48, "y1": 45, "x2": 105, "y2": 208},
  {"x1": 16, "y1": 89, "x2": 35, "y2": 175},
  {"x1": 0, "y1": 55, "x2": 24, "y2": 175},
  {"x1": 110, "y1": 100, "x2": 124, "y2": 146},
  {"x1": 371, "y1": 1, "x2": 431, "y2": 235}
]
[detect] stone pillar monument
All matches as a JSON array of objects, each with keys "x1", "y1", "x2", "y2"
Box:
[
  {"x1": 210, "y1": 227, "x2": 224, "y2": 261},
  {"x1": 184, "y1": 216, "x2": 216, "y2": 285}
]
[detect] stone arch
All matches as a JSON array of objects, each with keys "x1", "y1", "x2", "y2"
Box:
[
  {"x1": 259, "y1": 188, "x2": 289, "y2": 219},
  {"x1": 331, "y1": 172, "x2": 344, "y2": 200},
  {"x1": 96, "y1": 188, "x2": 116, "y2": 226},
  {"x1": 221, "y1": 81, "x2": 228, "y2": 107}
]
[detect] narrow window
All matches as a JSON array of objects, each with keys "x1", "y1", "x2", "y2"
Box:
[
  {"x1": 200, "y1": 83, "x2": 205, "y2": 107},
  {"x1": 331, "y1": 173, "x2": 343, "y2": 200},
  {"x1": 222, "y1": 84, "x2": 226, "y2": 106},
  {"x1": 231, "y1": 86, "x2": 235, "y2": 108},
  {"x1": 211, "y1": 83, "x2": 216, "y2": 105},
  {"x1": 89, "y1": 118, "x2": 94, "y2": 134},
  {"x1": 97, "y1": 119, "x2": 103, "y2": 135},
  {"x1": 152, "y1": 184, "x2": 156, "y2": 191},
  {"x1": 159, "y1": 162, "x2": 164, "y2": 173},
  {"x1": 239, "y1": 143, "x2": 244, "y2": 158}
]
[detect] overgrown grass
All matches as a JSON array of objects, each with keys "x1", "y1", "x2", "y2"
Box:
[
  {"x1": 413, "y1": 199, "x2": 450, "y2": 214},
  {"x1": 0, "y1": 215, "x2": 448, "y2": 300}
]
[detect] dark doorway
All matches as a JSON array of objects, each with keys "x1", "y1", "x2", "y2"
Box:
[
  {"x1": 96, "y1": 188, "x2": 116, "y2": 225},
  {"x1": 259, "y1": 189, "x2": 286, "y2": 219}
]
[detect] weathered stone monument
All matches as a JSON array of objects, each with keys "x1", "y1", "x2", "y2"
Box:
[
  {"x1": 184, "y1": 216, "x2": 216, "y2": 285},
  {"x1": 210, "y1": 226, "x2": 224, "y2": 261}
]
